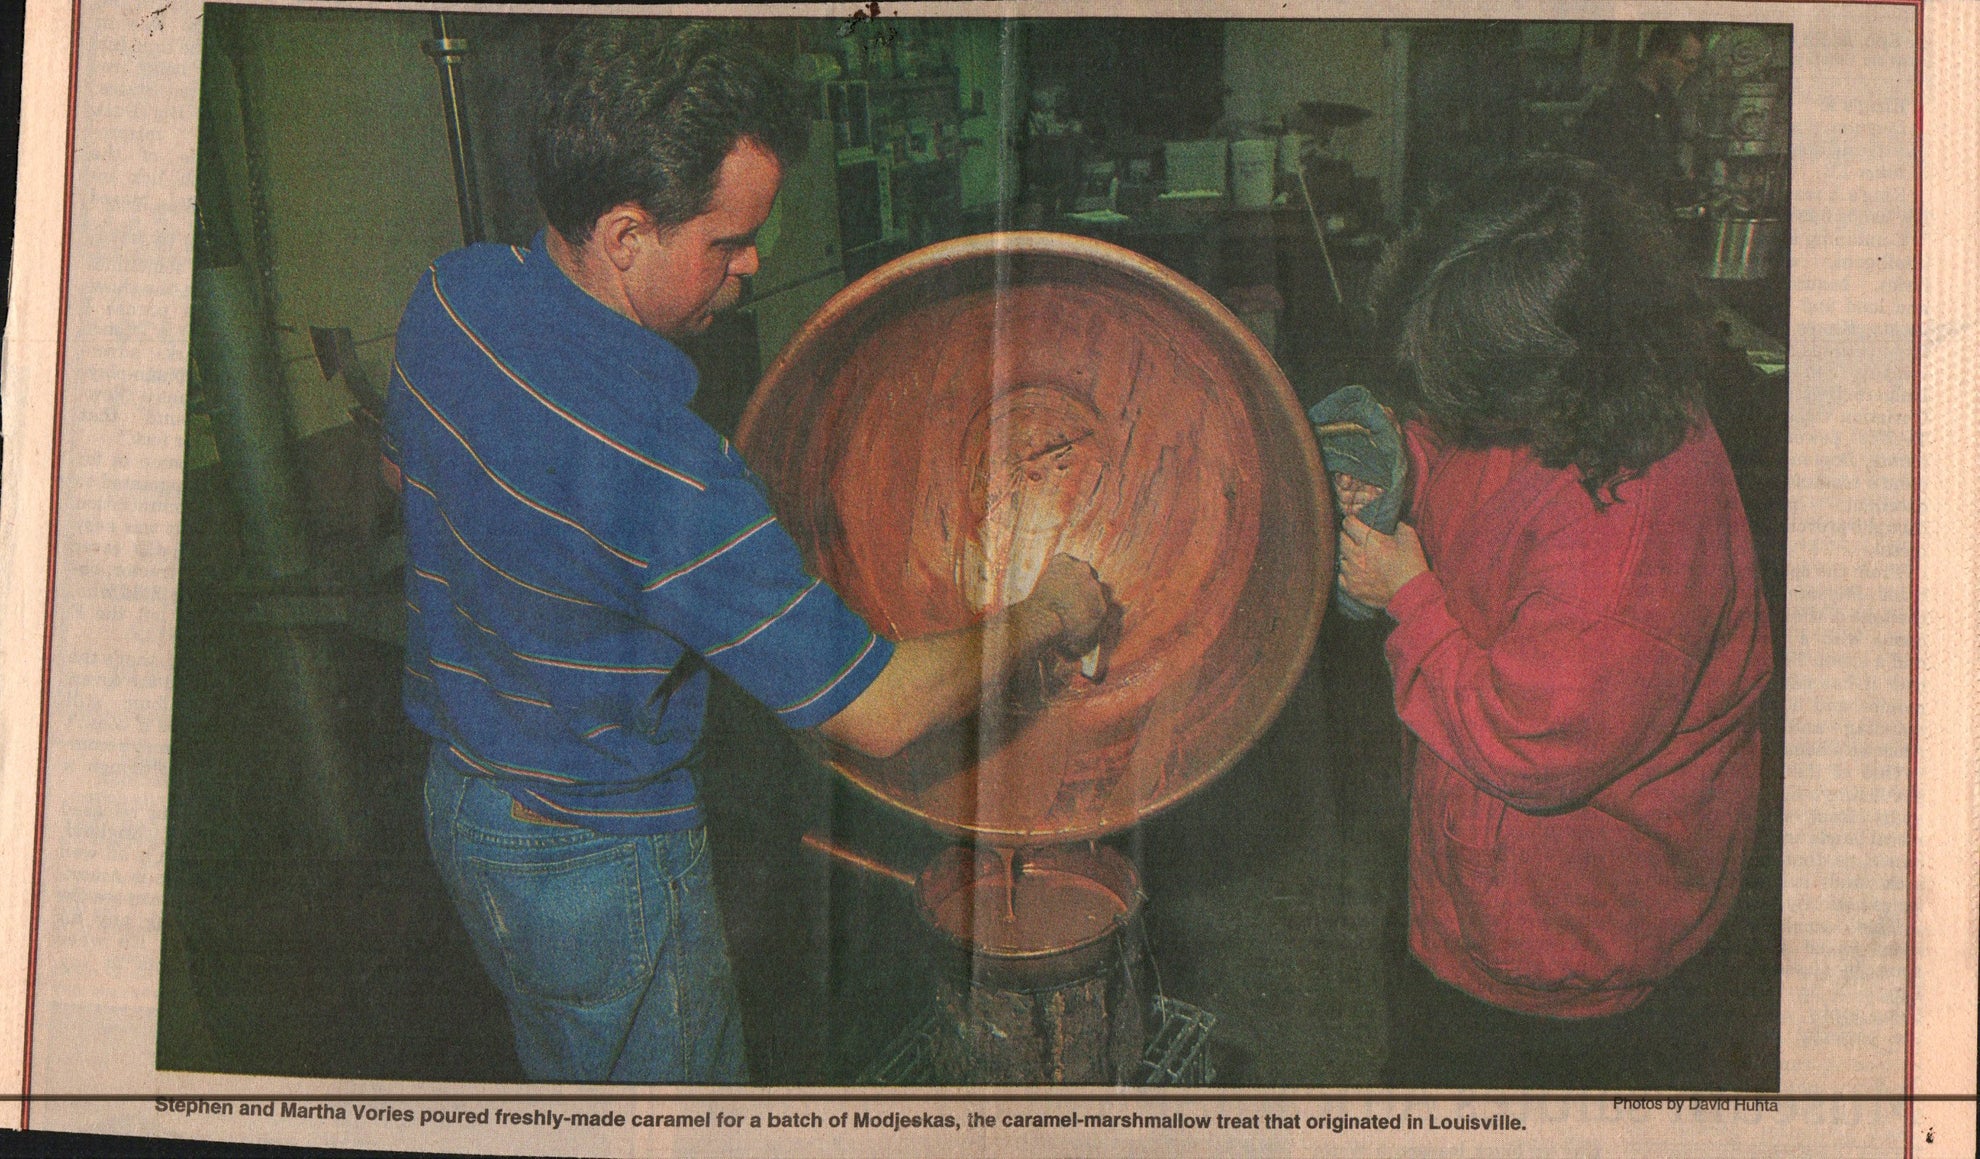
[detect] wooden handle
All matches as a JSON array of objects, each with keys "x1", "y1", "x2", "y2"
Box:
[{"x1": 799, "y1": 832, "x2": 918, "y2": 888}]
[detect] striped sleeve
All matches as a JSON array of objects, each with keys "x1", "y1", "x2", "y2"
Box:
[{"x1": 641, "y1": 472, "x2": 893, "y2": 730}]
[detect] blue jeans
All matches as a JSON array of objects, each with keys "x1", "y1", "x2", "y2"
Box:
[{"x1": 423, "y1": 750, "x2": 749, "y2": 1082}]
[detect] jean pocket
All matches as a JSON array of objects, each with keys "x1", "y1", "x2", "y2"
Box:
[
  {"x1": 655, "y1": 824, "x2": 710, "y2": 885},
  {"x1": 466, "y1": 842, "x2": 652, "y2": 1005}
]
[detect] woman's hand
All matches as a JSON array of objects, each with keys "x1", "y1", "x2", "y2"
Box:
[
  {"x1": 1332, "y1": 472, "x2": 1384, "y2": 521},
  {"x1": 1337, "y1": 515, "x2": 1428, "y2": 611}
]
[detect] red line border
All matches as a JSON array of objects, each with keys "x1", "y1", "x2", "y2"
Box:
[
  {"x1": 7, "y1": 0, "x2": 1940, "y2": 1145},
  {"x1": 19, "y1": 0, "x2": 84, "y2": 1134},
  {"x1": 1903, "y1": 0, "x2": 1924, "y2": 1156}
]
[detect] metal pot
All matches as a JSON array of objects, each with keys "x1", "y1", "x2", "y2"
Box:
[
  {"x1": 803, "y1": 834, "x2": 1145, "y2": 990},
  {"x1": 738, "y1": 233, "x2": 1332, "y2": 846},
  {"x1": 919, "y1": 843, "x2": 1144, "y2": 990}
]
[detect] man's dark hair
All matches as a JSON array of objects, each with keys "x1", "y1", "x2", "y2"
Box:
[
  {"x1": 531, "y1": 20, "x2": 808, "y2": 244},
  {"x1": 1369, "y1": 155, "x2": 1718, "y2": 503},
  {"x1": 1643, "y1": 24, "x2": 1705, "y2": 61}
]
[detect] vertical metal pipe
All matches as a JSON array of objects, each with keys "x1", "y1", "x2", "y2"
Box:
[
  {"x1": 192, "y1": 31, "x2": 365, "y2": 853},
  {"x1": 424, "y1": 13, "x2": 486, "y2": 246},
  {"x1": 193, "y1": 212, "x2": 366, "y2": 854},
  {"x1": 190, "y1": 211, "x2": 311, "y2": 583}
]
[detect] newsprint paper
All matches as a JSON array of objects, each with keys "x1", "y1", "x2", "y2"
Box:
[{"x1": 0, "y1": 0, "x2": 1974, "y2": 1155}]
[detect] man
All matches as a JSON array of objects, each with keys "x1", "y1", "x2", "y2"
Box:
[
  {"x1": 383, "y1": 22, "x2": 1105, "y2": 1083},
  {"x1": 1578, "y1": 24, "x2": 1706, "y2": 209}
]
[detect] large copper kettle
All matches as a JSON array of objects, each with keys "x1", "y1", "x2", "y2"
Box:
[{"x1": 737, "y1": 232, "x2": 1331, "y2": 845}]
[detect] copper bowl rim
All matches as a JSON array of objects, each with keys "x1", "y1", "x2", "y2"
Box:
[{"x1": 737, "y1": 231, "x2": 1330, "y2": 844}]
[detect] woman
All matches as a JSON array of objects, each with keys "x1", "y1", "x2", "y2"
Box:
[{"x1": 1337, "y1": 156, "x2": 1773, "y2": 1088}]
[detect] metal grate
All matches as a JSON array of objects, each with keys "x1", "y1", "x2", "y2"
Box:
[
  {"x1": 857, "y1": 1008, "x2": 949, "y2": 1086},
  {"x1": 857, "y1": 994, "x2": 1217, "y2": 1086},
  {"x1": 1134, "y1": 995, "x2": 1217, "y2": 1085}
]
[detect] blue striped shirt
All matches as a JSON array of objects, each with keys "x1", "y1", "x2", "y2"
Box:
[{"x1": 384, "y1": 237, "x2": 893, "y2": 834}]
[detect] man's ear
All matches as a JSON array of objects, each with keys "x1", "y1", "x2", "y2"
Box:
[{"x1": 593, "y1": 204, "x2": 653, "y2": 273}]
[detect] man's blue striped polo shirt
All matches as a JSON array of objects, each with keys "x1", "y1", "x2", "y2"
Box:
[{"x1": 384, "y1": 236, "x2": 893, "y2": 834}]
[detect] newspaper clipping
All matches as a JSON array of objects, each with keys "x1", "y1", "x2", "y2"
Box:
[{"x1": 1, "y1": 0, "x2": 1973, "y2": 1155}]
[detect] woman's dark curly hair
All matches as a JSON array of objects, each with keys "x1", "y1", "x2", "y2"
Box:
[
  {"x1": 1369, "y1": 155, "x2": 1719, "y2": 503},
  {"x1": 531, "y1": 20, "x2": 809, "y2": 245}
]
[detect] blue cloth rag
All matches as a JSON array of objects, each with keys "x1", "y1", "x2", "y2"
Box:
[{"x1": 1309, "y1": 385, "x2": 1404, "y2": 620}]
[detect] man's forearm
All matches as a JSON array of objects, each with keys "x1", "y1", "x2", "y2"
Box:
[{"x1": 815, "y1": 598, "x2": 1072, "y2": 759}]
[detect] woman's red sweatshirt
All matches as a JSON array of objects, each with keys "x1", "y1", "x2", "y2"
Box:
[{"x1": 1386, "y1": 418, "x2": 1773, "y2": 1018}]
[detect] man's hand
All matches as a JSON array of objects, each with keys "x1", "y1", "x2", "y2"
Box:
[
  {"x1": 1337, "y1": 515, "x2": 1428, "y2": 611},
  {"x1": 1025, "y1": 554, "x2": 1108, "y2": 656}
]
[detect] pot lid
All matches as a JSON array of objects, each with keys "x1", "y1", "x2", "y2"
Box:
[{"x1": 736, "y1": 232, "x2": 1331, "y2": 844}]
